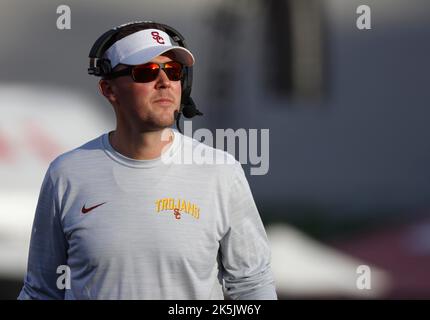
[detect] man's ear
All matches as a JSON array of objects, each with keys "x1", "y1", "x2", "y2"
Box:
[{"x1": 98, "y1": 79, "x2": 117, "y2": 104}]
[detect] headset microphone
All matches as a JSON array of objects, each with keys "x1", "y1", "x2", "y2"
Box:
[
  {"x1": 182, "y1": 97, "x2": 203, "y2": 118},
  {"x1": 175, "y1": 97, "x2": 203, "y2": 134}
]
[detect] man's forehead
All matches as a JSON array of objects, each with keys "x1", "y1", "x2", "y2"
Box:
[
  {"x1": 114, "y1": 53, "x2": 175, "y2": 71},
  {"x1": 162, "y1": 50, "x2": 178, "y2": 59},
  {"x1": 152, "y1": 52, "x2": 176, "y2": 61}
]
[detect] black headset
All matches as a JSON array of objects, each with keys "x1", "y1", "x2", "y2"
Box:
[{"x1": 88, "y1": 20, "x2": 203, "y2": 133}]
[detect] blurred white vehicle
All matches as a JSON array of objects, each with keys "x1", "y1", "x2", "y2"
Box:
[{"x1": 267, "y1": 224, "x2": 391, "y2": 298}]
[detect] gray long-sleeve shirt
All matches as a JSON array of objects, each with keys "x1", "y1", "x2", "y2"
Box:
[{"x1": 18, "y1": 129, "x2": 277, "y2": 300}]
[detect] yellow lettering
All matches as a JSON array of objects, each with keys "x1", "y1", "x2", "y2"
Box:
[
  {"x1": 162, "y1": 198, "x2": 169, "y2": 211},
  {"x1": 155, "y1": 199, "x2": 162, "y2": 212},
  {"x1": 180, "y1": 200, "x2": 187, "y2": 212},
  {"x1": 168, "y1": 198, "x2": 175, "y2": 210},
  {"x1": 186, "y1": 201, "x2": 192, "y2": 214}
]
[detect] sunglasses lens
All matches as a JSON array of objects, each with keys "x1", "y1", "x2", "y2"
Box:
[
  {"x1": 164, "y1": 62, "x2": 183, "y2": 81},
  {"x1": 132, "y1": 62, "x2": 183, "y2": 83},
  {"x1": 132, "y1": 63, "x2": 160, "y2": 82}
]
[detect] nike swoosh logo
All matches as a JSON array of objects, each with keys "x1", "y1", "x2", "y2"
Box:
[{"x1": 81, "y1": 202, "x2": 106, "y2": 214}]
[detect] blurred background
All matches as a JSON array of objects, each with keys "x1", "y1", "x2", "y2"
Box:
[{"x1": 1, "y1": 0, "x2": 429, "y2": 299}]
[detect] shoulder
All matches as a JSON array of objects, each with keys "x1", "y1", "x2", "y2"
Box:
[{"x1": 47, "y1": 134, "x2": 105, "y2": 180}]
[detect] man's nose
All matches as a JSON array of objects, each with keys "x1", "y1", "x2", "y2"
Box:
[{"x1": 155, "y1": 69, "x2": 171, "y2": 88}]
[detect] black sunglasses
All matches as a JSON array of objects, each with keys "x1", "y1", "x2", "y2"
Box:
[{"x1": 107, "y1": 61, "x2": 184, "y2": 83}]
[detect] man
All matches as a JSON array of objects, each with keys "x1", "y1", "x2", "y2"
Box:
[{"x1": 18, "y1": 21, "x2": 277, "y2": 300}]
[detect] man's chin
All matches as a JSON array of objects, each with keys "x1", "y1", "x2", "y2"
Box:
[
  {"x1": 141, "y1": 118, "x2": 176, "y2": 131},
  {"x1": 159, "y1": 111, "x2": 177, "y2": 125},
  {"x1": 134, "y1": 108, "x2": 178, "y2": 131}
]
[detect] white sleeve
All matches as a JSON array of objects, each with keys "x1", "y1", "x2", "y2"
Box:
[
  {"x1": 18, "y1": 166, "x2": 68, "y2": 300},
  {"x1": 219, "y1": 162, "x2": 277, "y2": 300}
]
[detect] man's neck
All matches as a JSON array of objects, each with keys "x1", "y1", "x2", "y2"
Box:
[{"x1": 109, "y1": 128, "x2": 174, "y2": 160}]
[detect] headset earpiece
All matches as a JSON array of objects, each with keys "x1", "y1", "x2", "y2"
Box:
[{"x1": 100, "y1": 59, "x2": 112, "y2": 77}]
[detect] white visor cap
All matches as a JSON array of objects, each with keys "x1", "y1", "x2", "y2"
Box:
[{"x1": 104, "y1": 28, "x2": 195, "y2": 69}]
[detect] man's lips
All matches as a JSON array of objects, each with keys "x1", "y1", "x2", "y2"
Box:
[{"x1": 153, "y1": 98, "x2": 174, "y2": 104}]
